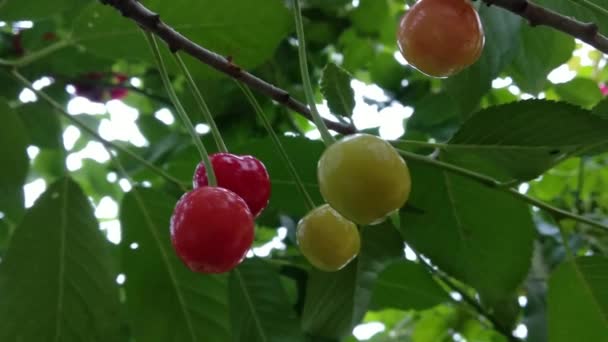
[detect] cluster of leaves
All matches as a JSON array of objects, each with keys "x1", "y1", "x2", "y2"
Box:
[{"x1": 0, "y1": 0, "x2": 607, "y2": 341}]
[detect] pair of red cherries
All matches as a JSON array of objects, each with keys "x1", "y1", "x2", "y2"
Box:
[{"x1": 170, "y1": 153, "x2": 270, "y2": 274}]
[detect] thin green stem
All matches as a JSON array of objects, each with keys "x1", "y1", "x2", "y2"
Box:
[
  {"x1": 396, "y1": 148, "x2": 505, "y2": 188},
  {"x1": 396, "y1": 148, "x2": 608, "y2": 232},
  {"x1": 0, "y1": 40, "x2": 71, "y2": 67},
  {"x1": 292, "y1": 0, "x2": 336, "y2": 146},
  {"x1": 567, "y1": 0, "x2": 608, "y2": 19},
  {"x1": 172, "y1": 53, "x2": 228, "y2": 153},
  {"x1": 575, "y1": 157, "x2": 586, "y2": 213},
  {"x1": 508, "y1": 190, "x2": 606, "y2": 231},
  {"x1": 416, "y1": 254, "x2": 521, "y2": 342},
  {"x1": 237, "y1": 82, "x2": 316, "y2": 211},
  {"x1": 395, "y1": 140, "x2": 448, "y2": 149},
  {"x1": 143, "y1": 31, "x2": 217, "y2": 187},
  {"x1": 556, "y1": 220, "x2": 575, "y2": 260},
  {"x1": 12, "y1": 70, "x2": 188, "y2": 192}
]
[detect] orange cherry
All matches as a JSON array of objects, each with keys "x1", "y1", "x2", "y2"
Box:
[{"x1": 397, "y1": 0, "x2": 485, "y2": 78}]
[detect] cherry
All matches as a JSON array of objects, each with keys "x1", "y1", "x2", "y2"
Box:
[
  {"x1": 397, "y1": 0, "x2": 484, "y2": 78},
  {"x1": 193, "y1": 153, "x2": 271, "y2": 218},
  {"x1": 73, "y1": 72, "x2": 129, "y2": 102},
  {"x1": 110, "y1": 87, "x2": 129, "y2": 100},
  {"x1": 11, "y1": 33, "x2": 24, "y2": 57},
  {"x1": 317, "y1": 134, "x2": 411, "y2": 225},
  {"x1": 297, "y1": 204, "x2": 360, "y2": 272},
  {"x1": 170, "y1": 186, "x2": 254, "y2": 274}
]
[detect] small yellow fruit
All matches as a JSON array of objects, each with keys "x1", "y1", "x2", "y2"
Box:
[
  {"x1": 317, "y1": 134, "x2": 411, "y2": 225},
  {"x1": 297, "y1": 204, "x2": 360, "y2": 272}
]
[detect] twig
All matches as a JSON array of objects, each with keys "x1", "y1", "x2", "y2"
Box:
[
  {"x1": 0, "y1": 40, "x2": 72, "y2": 67},
  {"x1": 49, "y1": 73, "x2": 172, "y2": 106},
  {"x1": 483, "y1": 0, "x2": 608, "y2": 54},
  {"x1": 396, "y1": 148, "x2": 608, "y2": 232},
  {"x1": 98, "y1": 0, "x2": 356, "y2": 135},
  {"x1": 416, "y1": 255, "x2": 522, "y2": 342}
]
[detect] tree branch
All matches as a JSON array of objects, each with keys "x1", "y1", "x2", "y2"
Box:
[
  {"x1": 483, "y1": 0, "x2": 608, "y2": 54},
  {"x1": 98, "y1": 0, "x2": 356, "y2": 135}
]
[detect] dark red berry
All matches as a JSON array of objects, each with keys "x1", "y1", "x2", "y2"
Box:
[
  {"x1": 194, "y1": 153, "x2": 271, "y2": 218},
  {"x1": 74, "y1": 83, "x2": 105, "y2": 103},
  {"x1": 170, "y1": 186, "x2": 254, "y2": 274},
  {"x1": 110, "y1": 87, "x2": 128, "y2": 100},
  {"x1": 11, "y1": 33, "x2": 24, "y2": 57},
  {"x1": 113, "y1": 73, "x2": 128, "y2": 83}
]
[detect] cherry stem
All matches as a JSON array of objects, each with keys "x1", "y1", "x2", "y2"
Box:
[
  {"x1": 144, "y1": 31, "x2": 217, "y2": 187},
  {"x1": 172, "y1": 53, "x2": 228, "y2": 153},
  {"x1": 555, "y1": 219, "x2": 575, "y2": 260},
  {"x1": 0, "y1": 39, "x2": 71, "y2": 68},
  {"x1": 11, "y1": 70, "x2": 188, "y2": 192},
  {"x1": 292, "y1": 0, "x2": 337, "y2": 147},
  {"x1": 237, "y1": 82, "x2": 316, "y2": 211}
]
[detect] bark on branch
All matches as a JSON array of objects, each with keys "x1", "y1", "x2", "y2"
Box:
[{"x1": 99, "y1": 0, "x2": 356, "y2": 135}]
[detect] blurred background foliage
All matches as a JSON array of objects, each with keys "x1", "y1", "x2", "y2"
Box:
[{"x1": 0, "y1": 0, "x2": 607, "y2": 341}]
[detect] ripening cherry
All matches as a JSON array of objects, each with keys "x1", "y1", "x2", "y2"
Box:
[
  {"x1": 397, "y1": 0, "x2": 485, "y2": 78},
  {"x1": 297, "y1": 204, "x2": 360, "y2": 272},
  {"x1": 317, "y1": 134, "x2": 411, "y2": 225},
  {"x1": 194, "y1": 153, "x2": 271, "y2": 218},
  {"x1": 170, "y1": 186, "x2": 254, "y2": 274}
]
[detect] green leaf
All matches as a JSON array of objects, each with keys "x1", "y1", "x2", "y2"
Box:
[
  {"x1": 230, "y1": 258, "x2": 305, "y2": 342},
  {"x1": 445, "y1": 6, "x2": 521, "y2": 117},
  {"x1": 0, "y1": 177, "x2": 122, "y2": 341},
  {"x1": 411, "y1": 305, "x2": 461, "y2": 342},
  {"x1": 120, "y1": 187, "x2": 231, "y2": 342},
  {"x1": 554, "y1": 78, "x2": 603, "y2": 108},
  {"x1": 302, "y1": 223, "x2": 404, "y2": 339},
  {"x1": 339, "y1": 29, "x2": 375, "y2": 73},
  {"x1": 349, "y1": 0, "x2": 389, "y2": 34},
  {"x1": 0, "y1": 101, "x2": 28, "y2": 222},
  {"x1": 593, "y1": 97, "x2": 608, "y2": 118},
  {"x1": 407, "y1": 93, "x2": 461, "y2": 141},
  {"x1": 16, "y1": 102, "x2": 63, "y2": 149},
  {"x1": 548, "y1": 256, "x2": 608, "y2": 342},
  {"x1": 508, "y1": 26, "x2": 575, "y2": 94},
  {"x1": 73, "y1": 0, "x2": 291, "y2": 79},
  {"x1": 370, "y1": 260, "x2": 449, "y2": 311},
  {"x1": 400, "y1": 159, "x2": 535, "y2": 307},
  {"x1": 0, "y1": 0, "x2": 86, "y2": 20},
  {"x1": 535, "y1": 0, "x2": 608, "y2": 35},
  {"x1": 320, "y1": 63, "x2": 355, "y2": 118},
  {"x1": 445, "y1": 100, "x2": 608, "y2": 182}
]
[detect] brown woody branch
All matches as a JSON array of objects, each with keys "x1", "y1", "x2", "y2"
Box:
[
  {"x1": 98, "y1": 0, "x2": 356, "y2": 135},
  {"x1": 98, "y1": 0, "x2": 608, "y2": 136},
  {"x1": 483, "y1": 0, "x2": 608, "y2": 54}
]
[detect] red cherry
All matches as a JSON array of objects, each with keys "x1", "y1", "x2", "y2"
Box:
[
  {"x1": 11, "y1": 33, "x2": 24, "y2": 57},
  {"x1": 113, "y1": 72, "x2": 129, "y2": 83},
  {"x1": 170, "y1": 186, "x2": 254, "y2": 274},
  {"x1": 194, "y1": 153, "x2": 271, "y2": 218},
  {"x1": 110, "y1": 87, "x2": 128, "y2": 100}
]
